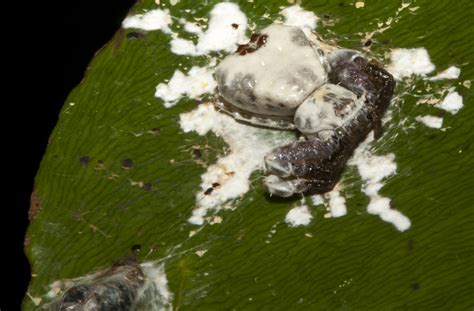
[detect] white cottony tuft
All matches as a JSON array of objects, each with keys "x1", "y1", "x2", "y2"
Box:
[
  {"x1": 122, "y1": 9, "x2": 173, "y2": 32},
  {"x1": 171, "y1": 2, "x2": 248, "y2": 56},
  {"x1": 281, "y1": 5, "x2": 319, "y2": 33},
  {"x1": 349, "y1": 133, "x2": 411, "y2": 232},
  {"x1": 328, "y1": 191, "x2": 347, "y2": 217},
  {"x1": 428, "y1": 66, "x2": 461, "y2": 81},
  {"x1": 436, "y1": 89, "x2": 464, "y2": 114},
  {"x1": 386, "y1": 48, "x2": 435, "y2": 80},
  {"x1": 180, "y1": 103, "x2": 295, "y2": 225},
  {"x1": 285, "y1": 205, "x2": 313, "y2": 227},
  {"x1": 155, "y1": 67, "x2": 216, "y2": 108},
  {"x1": 416, "y1": 115, "x2": 443, "y2": 129}
]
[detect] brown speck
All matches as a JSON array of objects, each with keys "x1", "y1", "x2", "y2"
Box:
[
  {"x1": 364, "y1": 39, "x2": 372, "y2": 47},
  {"x1": 121, "y1": 158, "x2": 134, "y2": 169},
  {"x1": 231, "y1": 23, "x2": 239, "y2": 29},
  {"x1": 225, "y1": 171, "x2": 235, "y2": 176},
  {"x1": 411, "y1": 283, "x2": 420, "y2": 290},
  {"x1": 29, "y1": 190, "x2": 42, "y2": 221},
  {"x1": 192, "y1": 147, "x2": 202, "y2": 159},
  {"x1": 150, "y1": 128, "x2": 161, "y2": 135},
  {"x1": 212, "y1": 182, "x2": 220, "y2": 188},
  {"x1": 204, "y1": 187, "x2": 214, "y2": 195},
  {"x1": 143, "y1": 183, "x2": 152, "y2": 192},
  {"x1": 131, "y1": 244, "x2": 142, "y2": 252},
  {"x1": 96, "y1": 160, "x2": 105, "y2": 170},
  {"x1": 127, "y1": 32, "x2": 145, "y2": 40},
  {"x1": 79, "y1": 156, "x2": 91, "y2": 166}
]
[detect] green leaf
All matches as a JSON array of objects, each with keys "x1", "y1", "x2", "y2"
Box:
[{"x1": 25, "y1": 0, "x2": 473, "y2": 309}]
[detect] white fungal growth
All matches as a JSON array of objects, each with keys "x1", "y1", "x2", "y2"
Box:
[
  {"x1": 285, "y1": 205, "x2": 313, "y2": 227},
  {"x1": 154, "y1": 66, "x2": 216, "y2": 107},
  {"x1": 436, "y1": 89, "x2": 464, "y2": 114},
  {"x1": 428, "y1": 66, "x2": 461, "y2": 81},
  {"x1": 386, "y1": 48, "x2": 435, "y2": 80},
  {"x1": 170, "y1": 2, "x2": 248, "y2": 55},
  {"x1": 349, "y1": 134, "x2": 411, "y2": 232},
  {"x1": 280, "y1": 5, "x2": 319, "y2": 34},
  {"x1": 328, "y1": 190, "x2": 347, "y2": 217},
  {"x1": 122, "y1": 9, "x2": 173, "y2": 32},
  {"x1": 180, "y1": 103, "x2": 295, "y2": 225},
  {"x1": 416, "y1": 115, "x2": 443, "y2": 129}
]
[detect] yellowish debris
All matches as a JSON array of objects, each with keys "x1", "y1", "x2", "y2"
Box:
[
  {"x1": 463, "y1": 80, "x2": 471, "y2": 89},
  {"x1": 355, "y1": 1, "x2": 365, "y2": 9},
  {"x1": 195, "y1": 249, "x2": 208, "y2": 257}
]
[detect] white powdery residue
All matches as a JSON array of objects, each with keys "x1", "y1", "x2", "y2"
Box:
[
  {"x1": 386, "y1": 48, "x2": 435, "y2": 80},
  {"x1": 428, "y1": 66, "x2": 461, "y2": 81},
  {"x1": 155, "y1": 66, "x2": 216, "y2": 108},
  {"x1": 367, "y1": 196, "x2": 411, "y2": 232},
  {"x1": 436, "y1": 89, "x2": 464, "y2": 114},
  {"x1": 184, "y1": 22, "x2": 204, "y2": 35},
  {"x1": 285, "y1": 205, "x2": 313, "y2": 227},
  {"x1": 311, "y1": 194, "x2": 324, "y2": 206},
  {"x1": 280, "y1": 5, "x2": 318, "y2": 34},
  {"x1": 141, "y1": 262, "x2": 173, "y2": 310},
  {"x1": 180, "y1": 103, "x2": 295, "y2": 225},
  {"x1": 415, "y1": 115, "x2": 443, "y2": 129},
  {"x1": 171, "y1": 2, "x2": 248, "y2": 56},
  {"x1": 328, "y1": 190, "x2": 347, "y2": 217},
  {"x1": 349, "y1": 134, "x2": 411, "y2": 231},
  {"x1": 122, "y1": 9, "x2": 172, "y2": 32}
]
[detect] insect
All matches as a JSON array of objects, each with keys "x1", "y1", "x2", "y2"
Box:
[{"x1": 215, "y1": 24, "x2": 395, "y2": 197}]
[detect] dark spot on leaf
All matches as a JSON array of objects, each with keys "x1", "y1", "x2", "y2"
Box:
[
  {"x1": 231, "y1": 23, "x2": 239, "y2": 29},
  {"x1": 323, "y1": 14, "x2": 331, "y2": 19},
  {"x1": 150, "y1": 128, "x2": 161, "y2": 135},
  {"x1": 192, "y1": 147, "x2": 202, "y2": 159},
  {"x1": 411, "y1": 283, "x2": 420, "y2": 290},
  {"x1": 339, "y1": 1, "x2": 345, "y2": 7},
  {"x1": 143, "y1": 183, "x2": 152, "y2": 191},
  {"x1": 29, "y1": 190, "x2": 42, "y2": 221},
  {"x1": 204, "y1": 187, "x2": 214, "y2": 195},
  {"x1": 436, "y1": 110, "x2": 447, "y2": 118},
  {"x1": 79, "y1": 156, "x2": 91, "y2": 166},
  {"x1": 131, "y1": 244, "x2": 141, "y2": 252},
  {"x1": 364, "y1": 39, "x2": 372, "y2": 47},
  {"x1": 126, "y1": 32, "x2": 145, "y2": 40},
  {"x1": 122, "y1": 158, "x2": 134, "y2": 169},
  {"x1": 212, "y1": 182, "x2": 220, "y2": 188}
]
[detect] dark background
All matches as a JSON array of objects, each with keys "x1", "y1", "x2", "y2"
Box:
[{"x1": 7, "y1": 0, "x2": 136, "y2": 309}]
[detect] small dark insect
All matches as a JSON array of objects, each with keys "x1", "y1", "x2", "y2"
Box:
[
  {"x1": 364, "y1": 39, "x2": 372, "y2": 47},
  {"x1": 231, "y1": 23, "x2": 239, "y2": 29},
  {"x1": 212, "y1": 182, "x2": 220, "y2": 188},
  {"x1": 204, "y1": 187, "x2": 214, "y2": 195}
]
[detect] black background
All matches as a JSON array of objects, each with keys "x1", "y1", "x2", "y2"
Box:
[{"x1": 6, "y1": 0, "x2": 136, "y2": 309}]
